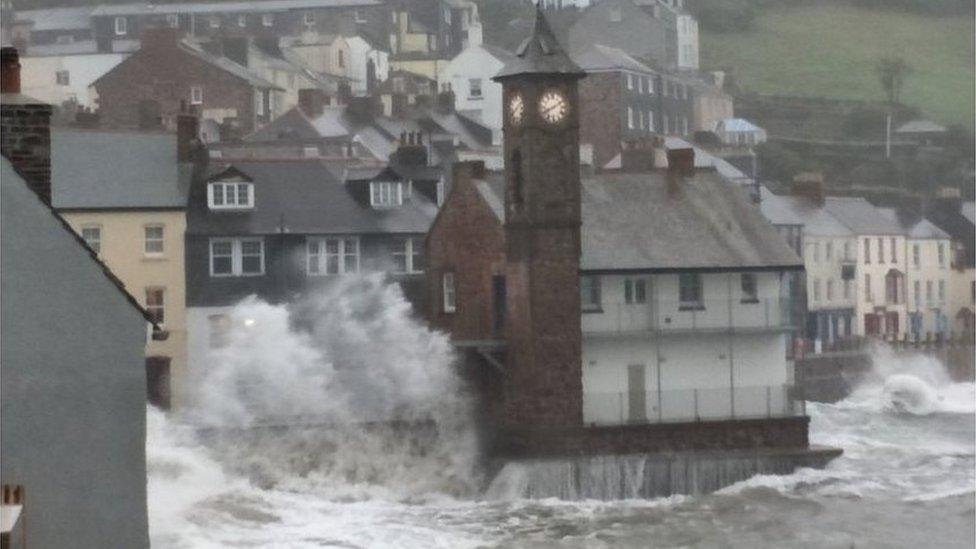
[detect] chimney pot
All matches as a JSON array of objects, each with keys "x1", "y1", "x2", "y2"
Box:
[
  {"x1": 298, "y1": 88, "x2": 326, "y2": 118},
  {"x1": 666, "y1": 147, "x2": 695, "y2": 177},
  {"x1": 1, "y1": 46, "x2": 21, "y2": 94}
]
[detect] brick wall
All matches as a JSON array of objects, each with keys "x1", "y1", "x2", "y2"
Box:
[
  {"x1": 1, "y1": 102, "x2": 52, "y2": 205},
  {"x1": 425, "y1": 161, "x2": 506, "y2": 339},
  {"x1": 93, "y1": 31, "x2": 259, "y2": 133},
  {"x1": 579, "y1": 72, "x2": 622, "y2": 170},
  {"x1": 491, "y1": 416, "x2": 811, "y2": 459}
]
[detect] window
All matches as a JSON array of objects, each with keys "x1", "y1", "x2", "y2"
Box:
[
  {"x1": 307, "y1": 237, "x2": 359, "y2": 276},
  {"x1": 208, "y1": 182, "x2": 253, "y2": 209},
  {"x1": 190, "y1": 86, "x2": 203, "y2": 105},
  {"x1": 864, "y1": 238, "x2": 871, "y2": 263},
  {"x1": 609, "y1": 6, "x2": 622, "y2": 22},
  {"x1": 647, "y1": 110, "x2": 655, "y2": 132},
  {"x1": 890, "y1": 237, "x2": 897, "y2": 263},
  {"x1": 581, "y1": 275, "x2": 601, "y2": 311},
  {"x1": 442, "y1": 272, "x2": 456, "y2": 313},
  {"x1": 392, "y1": 237, "x2": 423, "y2": 273},
  {"x1": 166, "y1": 14, "x2": 179, "y2": 28},
  {"x1": 914, "y1": 280, "x2": 921, "y2": 306},
  {"x1": 865, "y1": 274, "x2": 872, "y2": 302},
  {"x1": 878, "y1": 237, "x2": 885, "y2": 263},
  {"x1": 662, "y1": 80, "x2": 669, "y2": 97},
  {"x1": 825, "y1": 242, "x2": 833, "y2": 261},
  {"x1": 663, "y1": 114, "x2": 669, "y2": 134},
  {"x1": 144, "y1": 225, "x2": 164, "y2": 255},
  {"x1": 146, "y1": 287, "x2": 165, "y2": 324},
  {"x1": 827, "y1": 280, "x2": 834, "y2": 301},
  {"x1": 338, "y1": 49, "x2": 345, "y2": 68},
  {"x1": 678, "y1": 273, "x2": 702, "y2": 308},
  {"x1": 304, "y1": 11, "x2": 315, "y2": 26},
  {"x1": 627, "y1": 107, "x2": 635, "y2": 129},
  {"x1": 303, "y1": 146, "x2": 319, "y2": 158},
  {"x1": 115, "y1": 16, "x2": 127, "y2": 35},
  {"x1": 730, "y1": 272, "x2": 755, "y2": 304},
  {"x1": 468, "y1": 78, "x2": 482, "y2": 98},
  {"x1": 56, "y1": 70, "x2": 69, "y2": 86},
  {"x1": 210, "y1": 238, "x2": 264, "y2": 276},
  {"x1": 844, "y1": 279, "x2": 852, "y2": 299},
  {"x1": 209, "y1": 16, "x2": 220, "y2": 28},
  {"x1": 637, "y1": 77, "x2": 644, "y2": 94},
  {"x1": 370, "y1": 181, "x2": 403, "y2": 208},
  {"x1": 938, "y1": 243, "x2": 945, "y2": 267},
  {"x1": 354, "y1": 8, "x2": 367, "y2": 23},
  {"x1": 926, "y1": 280, "x2": 933, "y2": 303},
  {"x1": 56, "y1": 34, "x2": 74, "y2": 44},
  {"x1": 938, "y1": 280, "x2": 945, "y2": 302},
  {"x1": 81, "y1": 226, "x2": 101, "y2": 254},
  {"x1": 624, "y1": 278, "x2": 647, "y2": 304},
  {"x1": 627, "y1": 73, "x2": 634, "y2": 90},
  {"x1": 813, "y1": 279, "x2": 821, "y2": 302},
  {"x1": 238, "y1": 14, "x2": 247, "y2": 27},
  {"x1": 913, "y1": 244, "x2": 920, "y2": 268},
  {"x1": 682, "y1": 117, "x2": 688, "y2": 135},
  {"x1": 208, "y1": 314, "x2": 231, "y2": 349}
]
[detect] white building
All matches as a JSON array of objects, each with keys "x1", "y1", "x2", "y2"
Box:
[
  {"x1": 576, "y1": 168, "x2": 803, "y2": 425},
  {"x1": 345, "y1": 35, "x2": 390, "y2": 96},
  {"x1": 20, "y1": 47, "x2": 129, "y2": 108},
  {"x1": 438, "y1": 43, "x2": 513, "y2": 144},
  {"x1": 714, "y1": 118, "x2": 767, "y2": 148}
]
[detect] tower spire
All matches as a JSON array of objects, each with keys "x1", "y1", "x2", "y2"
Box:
[{"x1": 492, "y1": 3, "x2": 583, "y2": 81}]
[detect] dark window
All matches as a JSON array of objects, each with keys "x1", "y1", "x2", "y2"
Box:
[
  {"x1": 492, "y1": 275, "x2": 506, "y2": 332},
  {"x1": 511, "y1": 148, "x2": 523, "y2": 207},
  {"x1": 740, "y1": 273, "x2": 758, "y2": 303},
  {"x1": 679, "y1": 273, "x2": 703, "y2": 308},
  {"x1": 581, "y1": 276, "x2": 601, "y2": 311},
  {"x1": 624, "y1": 278, "x2": 646, "y2": 304}
]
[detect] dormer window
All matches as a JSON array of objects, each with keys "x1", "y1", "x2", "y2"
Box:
[
  {"x1": 370, "y1": 181, "x2": 403, "y2": 208},
  {"x1": 208, "y1": 181, "x2": 254, "y2": 209}
]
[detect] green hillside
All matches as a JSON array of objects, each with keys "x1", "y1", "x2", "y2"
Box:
[{"x1": 700, "y1": 3, "x2": 975, "y2": 128}]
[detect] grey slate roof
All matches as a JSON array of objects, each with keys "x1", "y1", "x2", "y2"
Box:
[
  {"x1": 494, "y1": 5, "x2": 584, "y2": 81},
  {"x1": 823, "y1": 197, "x2": 904, "y2": 235},
  {"x1": 15, "y1": 7, "x2": 94, "y2": 31},
  {"x1": 180, "y1": 41, "x2": 281, "y2": 90},
  {"x1": 571, "y1": 43, "x2": 654, "y2": 74},
  {"x1": 876, "y1": 208, "x2": 950, "y2": 239},
  {"x1": 759, "y1": 187, "x2": 853, "y2": 237},
  {"x1": 51, "y1": 130, "x2": 190, "y2": 210},
  {"x1": 91, "y1": 0, "x2": 379, "y2": 16},
  {"x1": 474, "y1": 170, "x2": 802, "y2": 272},
  {"x1": 188, "y1": 160, "x2": 437, "y2": 235}
]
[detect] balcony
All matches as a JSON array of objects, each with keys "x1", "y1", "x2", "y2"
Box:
[
  {"x1": 582, "y1": 298, "x2": 794, "y2": 335},
  {"x1": 583, "y1": 384, "x2": 804, "y2": 426}
]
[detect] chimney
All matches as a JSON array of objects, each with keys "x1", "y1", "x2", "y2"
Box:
[
  {"x1": 1, "y1": 46, "x2": 20, "y2": 94},
  {"x1": 1, "y1": 46, "x2": 53, "y2": 205},
  {"x1": 436, "y1": 89, "x2": 455, "y2": 113},
  {"x1": 666, "y1": 147, "x2": 695, "y2": 177},
  {"x1": 298, "y1": 88, "x2": 326, "y2": 118},
  {"x1": 346, "y1": 96, "x2": 381, "y2": 121},
  {"x1": 620, "y1": 138, "x2": 659, "y2": 173},
  {"x1": 177, "y1": 106, "x2": 200, "y2": 163},
  {"x1": 392, "y1": 131, "x2": 428, "y2": 166},
  {"x1": 791, "y1": 172, "x2": 825, "y2": 206}
]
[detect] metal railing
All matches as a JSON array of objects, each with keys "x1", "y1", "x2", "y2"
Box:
[
  {"x1": 582, "y1": 384, "x2": 805, "y2": 426},
  {"x1": 582, "y1": 298, "x2": 794, "y2": 335}
]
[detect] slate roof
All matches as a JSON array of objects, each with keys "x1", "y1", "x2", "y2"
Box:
[
  {"x1": 25, "y1": 40, "x2": 140, "y2": 56},
  {"x1": 51, "y1": 130, "x2": 190, "y2": 210},
  {"x1": 896, "y1": 120, "x2": 947, "y2": 134},
  {"x1": 91, "y1": 0, "x2": 379, "y2": 16},
  {"x1": 759, "y1": 187, "x2": 852, "y2": 237},
  {"x1": 2, "y1": 158, "x2": 158, "y2": 327},
  {"x1": 474, "y1": 169, "x2": 802, "y2": 272},
  {"x1": 876, "y1": 208, "x2": 949, "y2": 240},
  {"x1": 717, "y1": 118, "x2": 763, "y2": 133},
  {"x1": 494, "y1": 5, "x2": 584, "y2": 81},
  {"x1": 571, "y1": 43, "x2": 654, "y2": 74},
  {"x1": 188, "y1": 160, "x2": 437, "y2": 235},
  {"x1": 926, "y1": 199, "x2": 976, "y2": 268},
  {"x1": 823, "y1": 197, "x2": 904, "y2": 235},
  {"x1": 179, "y1": 41, "x2": 281, "y2": 89},
  {"x1": 14, "y1": 7, "x2": 94, "y2": 31}
]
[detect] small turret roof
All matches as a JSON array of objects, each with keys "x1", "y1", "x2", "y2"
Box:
[{"x1": 493, "y1": 5, "x2": 584, "y2": 81}]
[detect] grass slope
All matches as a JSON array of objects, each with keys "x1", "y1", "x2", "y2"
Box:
[{"x1": 700, "y1": 3, "x2": 975, "y2": 128}]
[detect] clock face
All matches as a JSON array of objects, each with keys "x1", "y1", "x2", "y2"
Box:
[
  {"x1": 539, "y1": 90, "x2": 568, "y2": 124},
  {"x1": 509, "y1": 94, "x2": 524, "y2": 125}
]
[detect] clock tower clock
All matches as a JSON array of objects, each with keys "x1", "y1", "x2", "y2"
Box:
[{"x1": 492, "y1": 5, "x2": 586, "y2": 428}]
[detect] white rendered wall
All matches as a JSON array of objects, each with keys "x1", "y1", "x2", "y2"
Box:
[
  {"x1": 21, "y1": 53, "x2": 127, "y2": 108},
  {"x1": 439, "y1": 45, "x2": 504, "y2": 134}
]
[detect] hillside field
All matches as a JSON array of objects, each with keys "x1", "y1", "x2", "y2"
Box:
[{"x1": 700, "y1": 3, "x2": 975, "y2": 128}]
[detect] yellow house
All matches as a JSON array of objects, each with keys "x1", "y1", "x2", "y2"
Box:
[{"x1": 51, "y1": 128, "x2": 191, "y2": 409}]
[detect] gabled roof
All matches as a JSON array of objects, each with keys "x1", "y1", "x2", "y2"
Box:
[
  {"x1": 571, "y1": 43, "x2": 653, "y2": 74},
  {"x1": 824, "y1": 197, "x2": 905, "y2": 235},
  {"x1": 876, "y1": 208, "x2": 949, "y2": 240},
  {"x1": 1, "y1": 158, "x2": 158, "y2": 328},
  {"x1": 475, "y1": 169, "x2": 802, "y2": 272},
  {"x1": 51, "y1": 129, "x2": 190, "y2": 210},
  {"x1": 179, "y1": 41, "x2": 282, "y2": 90},
  {"x1": 759, "y1": 188, "x2": 853, "y2": 237},
  {"x1": 493, "y1": 5, "x2": 584, "y2": 81},
  {"x1": 926, "y1": 199, "x2": 976, "y2": 267},
  {"x1": 188, "y1": 160, "x2": 437, "y2": 235}
]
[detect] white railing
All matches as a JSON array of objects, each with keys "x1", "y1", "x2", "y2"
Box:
[
  {"x1": 582, "y1": 298, "x2": 794, "y2": 334},
  {"x1": 582, "y1": 384, "x2": 804, "y2": 426}
]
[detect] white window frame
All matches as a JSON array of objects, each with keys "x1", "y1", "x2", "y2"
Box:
[
  {"x1": 370, "y1": 181, "x2": 403, "y2": 208},
  {"x1": 627, "y1": 106, "x2": 635, "y2": 129},
  {"x1": 209, "y1": 237, "x2": 264, "y2": 277},
  {"x1": 306, "y1": 236, "x2": 360, "y2": 276},
  {"x1": 354, "y1": 8, "x2": 367, "y2": 23},
  {"x1": 302, "y1": 146, "x2": 319, "y2": 158},
  {"x1": 262, "y1": 13, "x2": 274, "y2": 27},
  {"x1": 238, "y1": 14, "x2": 247, "y2": 27},
  {"x1": 144, "y1": 224, "x2": 165, "y2": 255},
  {"x1": 678, "y1": 273, "x2": 703, "y2": 308},
  {"x1": 624, "y1": 277, "x2": 647, "y2": 305},
  {"x1": 190, "y1": 86, "x2": 203, "y2": 105},
  {"x1": 208, "y1": 181, "x2": 254, "y2": 209},
  {"x1": 468, "y1": 78, "x2": 482, "y2": 99},
  {"x1": 647, "y1": 110, "x2": 654, "y2": 132},
  {"x1": 392, "y1": 237, "x2": 424, "y2": 274},
  {"x1": 209, "y1": 16, "x2": 220, "y2": 28},
  {"x1": 442, "y1": 272, "x2": 456, "y2": 313},
  {"x1": 81, "y1": 225, "x2": 101, "y2": 254},
  {"x1": 115, "y1": 16, "x2": 127, "y2": 36},
  {"x1": 627, "y1": 73, "x2": 634, "y2": 90}
]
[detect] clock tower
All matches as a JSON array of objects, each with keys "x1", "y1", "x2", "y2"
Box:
[{"x1": 492, "y1": 6, "x2": 586, "y2": 428}]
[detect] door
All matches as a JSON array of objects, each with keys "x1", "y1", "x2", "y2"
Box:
[
  {"x1": 886, "y1": 312, "x2": 899, "y2": 335},
  {"x1": 627, "y1": 364, "x2": 647, "y2": 423},
  {"x1": 864, "y1": 313, "x2": 880, "y2": 336}
]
